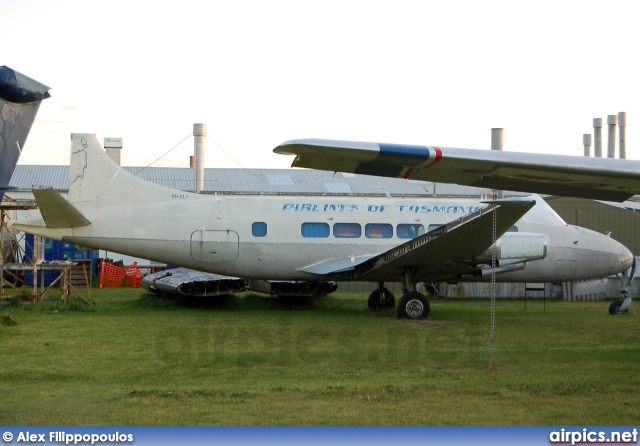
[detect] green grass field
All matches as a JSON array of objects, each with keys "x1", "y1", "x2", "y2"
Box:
[{"x1": 1, "y1": 287, "x2": 638, "y2": 426}]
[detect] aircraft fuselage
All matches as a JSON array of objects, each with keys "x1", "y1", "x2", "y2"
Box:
[{"x1": 40, "y1": 194, "x2": 631, "y2": 283}]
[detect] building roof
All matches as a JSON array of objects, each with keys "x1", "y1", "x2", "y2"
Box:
[{"x1": 10, "y1": 165, "x2": 518, "y2": 198}]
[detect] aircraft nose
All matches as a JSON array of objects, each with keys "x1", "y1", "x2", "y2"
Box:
[
  {"x1": 619, "y1": 242, "x2": 635, "y2": 272},
  {"x1": 574, "y1": 229, "x2": 635, "y2": 280},
  {"x1": 603, "y1": 235, "x2": 635, "y2": 275}
]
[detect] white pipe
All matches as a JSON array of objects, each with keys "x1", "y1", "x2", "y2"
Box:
[
  {"x1": 583, "y1": 134, "x2": 591, "y2": 157},
  {"x1": 607, "y1": 114, "x2": 617, "y2": 158},
  {"x1": 491, "y1": 128, "x2": 504, "y2": 199},
  {"x1": 618, "y1": 112, "x2": 626, "y2": 159},
  {"x1": 193, "y1": 123, "x2": 206, "y2": 193},
  {"x1": 593, "y1": 118, "x2": 602, "y2": 157},
  {"x1": 491, "y1": 128, "x2": 503, "y2": 152}
]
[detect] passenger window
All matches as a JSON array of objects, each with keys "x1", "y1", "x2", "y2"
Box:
[
  {"x1": 365, "y1": 223, "x2": 393, "y2": 238},
  {"x1": 301, "y1": 222, "x2": 330, "y2": 238},
  {"x1": 252, "y1": 222, "x2": 267, "y2": 237},
  {"x1": 507, "y1": 225, "x2": 518, "y2": 232},
  {"x1": 397, "y1": 224, "x2": 425, "y2": 239},
  {"x1": 333, "y1": 223, "x2": 361, "y2": 238},
  {"x1": 428, "y1": 224, "x2": 445, "y2": 232}
]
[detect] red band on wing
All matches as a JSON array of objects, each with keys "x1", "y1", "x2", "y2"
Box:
[
  {"x1": 427, "y1": 147, "x2": 443, "y2": 167},
  {"x1": 402, "y1": 168, "x2": 414, "y2": 179},
  {"x1": 402, "y1": 147, "x2": 442, "y2": 179}
]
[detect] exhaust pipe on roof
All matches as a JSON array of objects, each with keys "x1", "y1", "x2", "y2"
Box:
[{"x1": 193, "y1": 123, "x2": 206, "y2": 193}]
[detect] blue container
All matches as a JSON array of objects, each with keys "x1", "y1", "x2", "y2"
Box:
[{"x1": 24, "y1": 235, "x2": 98, "y2": 286}]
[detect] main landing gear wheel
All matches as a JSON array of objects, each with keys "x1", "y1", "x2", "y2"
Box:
[
  {"x1": 397, "y1": 291, "x2": 430, "y2": 320},
  {"x1": 367, "y1": 288, "x2": 396, "y2": 310}
]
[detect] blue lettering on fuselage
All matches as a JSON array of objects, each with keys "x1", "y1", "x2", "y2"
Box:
[
  {"x1": 398, "y1": 205, "x2": 482, "y2": 214},
  {"x1": 282, "y1": 203, "x2": 360, "y2": 212},
  {"x1": 282, "y1": 203, "x2": 482, "y2": 213}
]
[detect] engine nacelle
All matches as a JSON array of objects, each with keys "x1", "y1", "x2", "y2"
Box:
[{"x1": 477, "y1": 232, "x2": 548, "y2": 265}]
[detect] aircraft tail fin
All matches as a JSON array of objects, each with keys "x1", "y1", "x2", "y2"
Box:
[
  {"x1": 0, "y1": 66, "x2": 51, "y2": 199},
  {"x1": 12, "y1": 133, "x2": 202, "y2": 239},
  {"x1": 69, "y1": 133, "x2": 123, "y2": 204},
  {"x1": 69, "y1": 133, "x2": 194, "y2": 210}
]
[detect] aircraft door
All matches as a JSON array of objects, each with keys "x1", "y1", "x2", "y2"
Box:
[{"x1": 190, "y1": 229, "x2": 239, "y2": 263}]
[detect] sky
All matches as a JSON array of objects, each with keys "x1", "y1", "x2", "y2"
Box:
[{"x1": 2, "y1": 0, "x2": 639, "y2": 169}]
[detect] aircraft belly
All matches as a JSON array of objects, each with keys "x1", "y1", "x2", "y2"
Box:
[{"x1": 67, "y1": 237, "x2": 192, "y2": 265}]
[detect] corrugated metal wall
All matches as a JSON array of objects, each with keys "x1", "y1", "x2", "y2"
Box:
[{"x1": 546, "y1": 197, "x2": 640, "y2": 255}]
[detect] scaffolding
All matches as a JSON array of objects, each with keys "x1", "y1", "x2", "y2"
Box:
[{"x1": 0, "y1": 199, "x2": 93, "y2": 307}]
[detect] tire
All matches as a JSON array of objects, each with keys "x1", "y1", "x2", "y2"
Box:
[
  {"x1": 397, "y1": 291, "x2": 430, "y2": 320},
  {"x1": 609, "y1": 299, "x2": 623, "y2": 315},
  {"x1": 367, "y1": 288, "x2": 396, "y2": 310}
]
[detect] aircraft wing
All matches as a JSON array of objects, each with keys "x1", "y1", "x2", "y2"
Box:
[
  {"x1": 299, "y1": 198, "x2": 536, "y2": 283},
  {"x1": 274, "y1": 139, "x2": 640, "y2": 202}
]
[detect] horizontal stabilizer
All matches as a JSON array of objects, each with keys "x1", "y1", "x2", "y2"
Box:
[{"x1": 32, "y1": 187, "x2": 91, "y2": 228}]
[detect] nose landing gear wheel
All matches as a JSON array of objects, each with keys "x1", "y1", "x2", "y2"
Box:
[
  {"x1": 609, "y1": 299, "x2": 628, "y2": 315},
  {"x1": 397, "y1": 291, "x2": 430, "y2": 320}
]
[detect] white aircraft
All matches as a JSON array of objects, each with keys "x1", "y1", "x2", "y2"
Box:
[{"x1": 10, "y1": 134, "x2": 633, "y2": 319}]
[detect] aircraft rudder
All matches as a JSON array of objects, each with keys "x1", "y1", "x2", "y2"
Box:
[
  {"x1": 0, "y1": 66, "x2": 51, "y2": 199},
  {"x1": 69, "y1": 133, "x2": 121, "y2": 203}
]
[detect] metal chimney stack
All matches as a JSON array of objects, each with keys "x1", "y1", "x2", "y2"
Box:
[
  {"x1": 593, "y1": 118, "x2": 602, "y2": 157},
  {"x1": 193, "y1": 123, "x2": 206, "y2": 193},
  {"x1": 491, "y1": 128, "x2": 504, "y2": 199},
  {"x1": 607, "y1": 115, "x2": 617, "y2": 158},
  {"x1": 583, "y1": 134, "x2": 591, "y2": 157},
  {"x1": 618, "y1": 112, "x2": 626, "y2": 159},
  {"x1": 104, "y1": 137, "x2": 123, "y2": 166}
]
